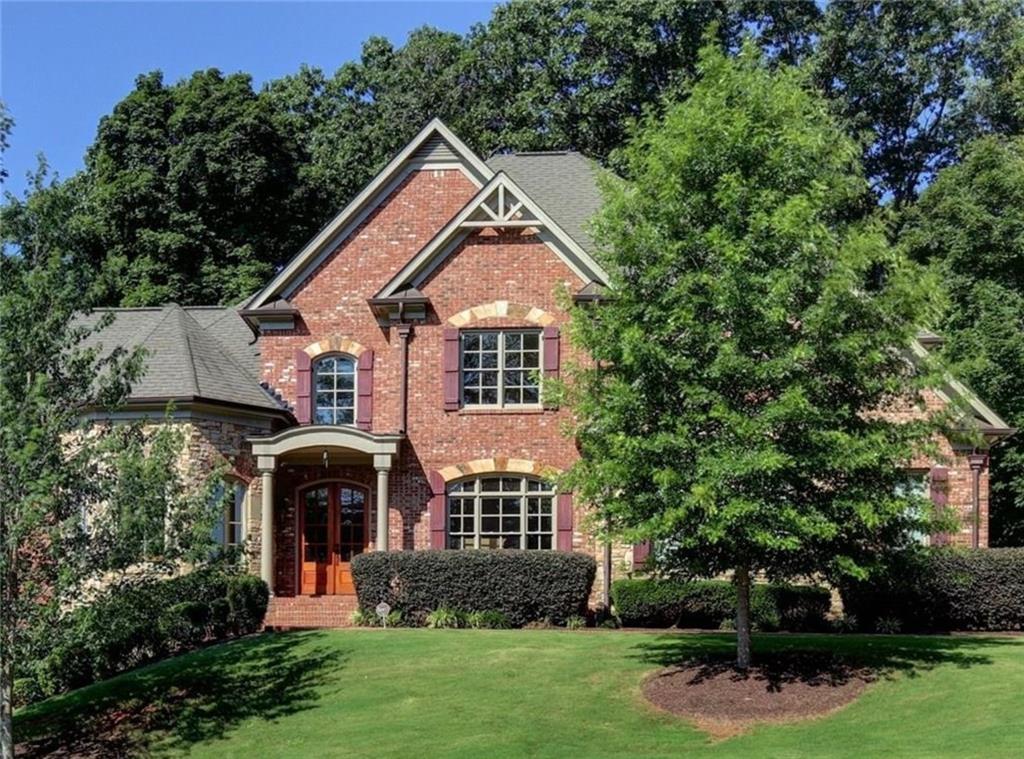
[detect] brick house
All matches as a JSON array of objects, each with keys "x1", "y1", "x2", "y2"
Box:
[{"x1": 86, "y1": 120, "x2": 1013, "y2": 626}]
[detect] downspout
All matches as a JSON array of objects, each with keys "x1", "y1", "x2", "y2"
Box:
[
  {"x1": 602, "y1": 519, "x2": 613, "y2": 611},
  {"x1": 968, "y1": 453, "x2": 988, "y2": 548},
  {"x1": 397, "y1": 321, "x2": 413, "y2": 435}
]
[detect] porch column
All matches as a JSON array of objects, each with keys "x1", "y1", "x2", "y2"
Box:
[
  {"x1": 375, "y1": 453, "x2": 391, "y2": 551},
  {"x1": 258, "y1": 455, "x2": 276, "y2": 591}
]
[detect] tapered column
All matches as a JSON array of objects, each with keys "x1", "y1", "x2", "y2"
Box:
[
  {"x1": 375, "y1": 454, "x2": 391, "y2": 551},
  {"x1": 258, "y1": 456, "x2": 276, "y2": 591}
]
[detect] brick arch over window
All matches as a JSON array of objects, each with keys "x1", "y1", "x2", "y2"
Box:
[
  {"x1": 302, "y1": 336, "x2": 369, "y2": 358},
  {"x1": 446, "y1": 301, "x2": 557, "y2": 328},
  {"x1": 427, "y1": 458, "x2": 573, "y2": 551}
]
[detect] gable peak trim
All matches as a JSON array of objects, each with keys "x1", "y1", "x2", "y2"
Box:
[
  {"x1": 248, "y1": 118, "x2": 493, "y2": 310},
  {"x1": 376, "y1": 171, "x2": 609, "y2": 299}
]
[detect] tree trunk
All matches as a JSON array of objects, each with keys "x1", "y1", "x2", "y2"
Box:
[
  {"x1": 1, "y1": 640, "x2": 12, "y2": 759},
  {"x1": 734, "y1": 564, "x2": 752, "y2": 670}
]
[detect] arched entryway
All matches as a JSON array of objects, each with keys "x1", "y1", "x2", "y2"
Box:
[{"x1": 298, "y1": 481, "x2": 369, "y2": 595}]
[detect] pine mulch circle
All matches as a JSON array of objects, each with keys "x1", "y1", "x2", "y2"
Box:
[{"x1": 642, "y1": 651, "x2": 878, "y2": 739}]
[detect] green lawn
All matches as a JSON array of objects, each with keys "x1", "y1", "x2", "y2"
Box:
[{"x1": 15, "y1": 629, "x2": 1022, "y2": 758}]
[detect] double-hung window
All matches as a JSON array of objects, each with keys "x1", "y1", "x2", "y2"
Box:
[
  {"x1": 314, "y1": 355, "x2": 356, "y2": 425},
  {"x1": 461, "y1": 330, "x2": 541, "y2": 408},
  {"x1": 212, "y1": 480, "x2": 247, "y2": 548},
  {"x1": 896, "y1": 471, "x2": 931, "y2": 546}
]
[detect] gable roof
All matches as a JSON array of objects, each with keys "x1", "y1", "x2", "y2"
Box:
[
  {"x1": 485, "y1": 151, "x2": 604, "y2": 253},
  {"x1": 375, "y1": 170, "x2": 610, "y2": 299},
  {"x1": 80, "y1": 304, "x2": 286, "y2": 414},
  {"x1": 910, "y1": 339, "x2": 1014, "y2": 444},
  {"x1": 247, "y1": 119, "x2": 493, "y2": 310}
]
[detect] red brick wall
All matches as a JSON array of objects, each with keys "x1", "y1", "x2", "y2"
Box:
[
  {"x1": 257, "y1": 168, "x2": 591, "y2": 574},
  {"x1": 252, "y1": 165, "x2": 992, "y2": 600}
]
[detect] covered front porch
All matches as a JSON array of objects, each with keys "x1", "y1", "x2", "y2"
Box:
[{"x1": 250, "y1": 425, "x2": 402, "y2": 598}]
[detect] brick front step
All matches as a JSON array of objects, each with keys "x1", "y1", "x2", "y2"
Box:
[{"x1": 264, "y1": 595, "x2": 360, "y2": 630}]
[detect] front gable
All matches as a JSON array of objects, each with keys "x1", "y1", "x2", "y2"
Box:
[{"x1": 247, "y1": 119, "x2": 493, "y2": 312}]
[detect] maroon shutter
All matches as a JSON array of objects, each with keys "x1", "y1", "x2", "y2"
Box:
[
  {"x1": 542, "y1": 326, "x2": 560, "y2": 409},
  {"x1": 356, "y1": 350, "x2": 374, "y2": 431},
  {"x1": 557, "y1": 492, "x2": 573, "y2": 551},
  {"x1": 442, "y1": 328, "x2": 460, "y2": 411},
  {"x1": 295, "y1": 350, "x2": 312, "y2": 424},
  {"x1": 929, "y1": 466, "x2": 949, "y2": 546},
  {"x1": 428, "y1": 471, "x2": 447, "y2": 549},
  {"x1": 633, "y1": 541, "x2": 652, "y2": 568}
]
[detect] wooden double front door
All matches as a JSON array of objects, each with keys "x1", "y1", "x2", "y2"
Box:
[{"x1": 299, "y1": 482, "x2": 368, "y2": 595}]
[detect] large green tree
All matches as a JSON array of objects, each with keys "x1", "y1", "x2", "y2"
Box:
[
  {"x1": 565, "y1": 41, "x2": 948, "y2": 668},
  {"x1": 0, "y1": 149, "x2": 220, "y2": 758},
  {"x1": 813, "y1": 0, "x2": 1024, "y2": 207},
  {"x1": 3, "y1": 1, "x2": 826, "y2": 308},
  {"x1": 902, "y1": 136, "x2": 1024, "y2": 545}
]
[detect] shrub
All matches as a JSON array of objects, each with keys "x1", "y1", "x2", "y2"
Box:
[
  {"x1": 611, "y1": 578, "x2": 830, "y2": 631},
  {"x1": 426, "y1": 607, "x2": 466, "y2": 629},
  {"x1": 352, "y1": 550, "x2": 596, "y2": 627},
  {"x1": 565, "y1": 614, "x2": 587, "y2": 630},
  {"x1": 351, "y1": 608, "x2": 374, "y2": 627},
  {"x1": 839, "y1": 547, "x2": 1024, "y2": 632},
  {"x1": 24, "y1": 567, "x2": 268, "y2": 702},
  {"x1": 466, "y1": 610, "x2": 511, "y2": 629}
]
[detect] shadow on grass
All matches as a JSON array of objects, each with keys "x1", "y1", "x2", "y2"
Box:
[
  {"x1": 15, "y1": 631, "x2": 346, "y2": 758},
  {"x1": 630, "y1": 631, "x2": 1015, "y2": 685}
]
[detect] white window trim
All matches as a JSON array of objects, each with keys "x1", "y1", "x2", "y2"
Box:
[
  {"x1": 447, "y1": 475, "x2": 556, "y2": 550},
  {"x1": 899, "y1": 469, "x2": 932, "y2": 547},
  {"x1": 214, "y1": 479, "x2": 248, "y2": 549},
  {"x1": 313, "y1": 353, "x2": 358, "y2": 426},
  {"x1": 459, "y1": 329, "x2": 543, "y2": 410}
]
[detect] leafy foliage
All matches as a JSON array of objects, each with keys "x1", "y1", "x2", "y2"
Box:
[
  {"x1": 901, "y1": 136, "x2": 1024, "y2": 545},
  {"x1": 0, "y1": 150, "x2": 225, "y2": 752},
  {"x1": 352, "y1": 549, "x2": 596, "y2": 627},
  {"x1": 564, "y1": 41, "x2": 949, "y2": 665},
  {"x1": 611, "y1": 579, "x2": 830, "y2": 631},
  {"x1": 466, "y1": 610, "x2": 512, "y2": 629},
  {"x1": 20, "y1": 569, "x2": 268, "y2": 705},
  {"x1": 812, "y1": 0, "x2": 1024, "y2": 207},
  {"x1": 425, "y1": 607, "x2": 467, "y2": 629},
  {"x1": 839, "y1": 547, "x2": 1024, "y2": 631}
]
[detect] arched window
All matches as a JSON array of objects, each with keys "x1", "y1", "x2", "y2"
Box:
[
  {"x1": 314, "y1": 354, "x2": 356, "y2": 425},
  {"x1": 447, "y1": 475, "x2": 555, "y2": 550}
]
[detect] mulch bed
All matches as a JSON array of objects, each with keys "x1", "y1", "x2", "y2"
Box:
[{"x1": 642, "y1": 652, "x2": 878, "y2": 738}]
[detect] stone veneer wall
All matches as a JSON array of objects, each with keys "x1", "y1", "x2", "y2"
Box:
[{"x1": 174, "y1": 416, "x2": 269, "y2": 574}]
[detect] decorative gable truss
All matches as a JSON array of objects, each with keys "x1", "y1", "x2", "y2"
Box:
[
  {"x1": 372, "y1": 172, "x2": 610, "y2": 313},
  {"x1": 461, "y1": 181, "x2": 541, "y2": 229}
]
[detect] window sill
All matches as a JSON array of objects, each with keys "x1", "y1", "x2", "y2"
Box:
[{"x1": 457, "y1": 406, "x2": 548, "y2": 416}]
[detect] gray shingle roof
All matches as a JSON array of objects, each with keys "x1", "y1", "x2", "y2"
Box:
[
  {"x1": 485, "y1": 151, "x2": 604, "y2": 253},
  {"x1": 80, "y1": 304, "x2": 283, "y2": 412}
]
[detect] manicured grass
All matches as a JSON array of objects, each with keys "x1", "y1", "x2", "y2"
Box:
[{"x1": 15, "y1": 629, "x2": 1022, "y2": 758}]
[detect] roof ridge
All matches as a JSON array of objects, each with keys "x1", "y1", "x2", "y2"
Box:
[
  {"x1": 176, "y1": 309, "x2": 203, "y2": 397},
  {"x1": 91, "y1": 306, "x2": 165, "y2": 312},
  {"x1": 174, "y1": 306, "x2": 270, "y2": 402}
]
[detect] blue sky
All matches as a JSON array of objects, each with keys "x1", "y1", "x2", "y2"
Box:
[{"x1": 1, "y1": 1, "x2": 496, "y2": 197}]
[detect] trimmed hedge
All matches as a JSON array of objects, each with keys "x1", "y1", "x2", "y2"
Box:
[
  {"x1": 840, "y1": 548, "x2": 1024, "y2": 632},
  {"x1": 352, "y1": 549, "x2": 596, "y2": 627},
  {"x1": 23, "y1": 569, "x2": 268, "y2": 703},
  {"x1": 611, "y1": 578, "x2": 831, "y2": 631}
]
